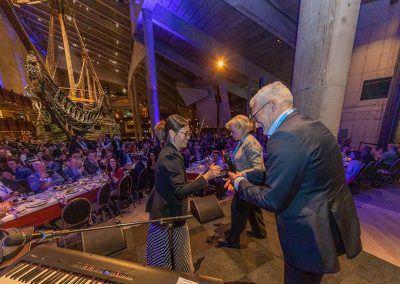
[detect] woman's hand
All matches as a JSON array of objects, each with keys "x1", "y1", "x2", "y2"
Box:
[
  {"x1": 223, "y1": 178, "x2": 235, "y2": 191},
  {"x1": 203, "y1": 164, "x2": 221, "y2": 181}
]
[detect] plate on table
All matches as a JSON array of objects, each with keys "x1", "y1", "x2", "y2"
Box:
[
  {"x1": 65, "y1": 189, "x2": 80, "y2": 195},
  {"x1": 25, "y1": 199, "x2": 48, "y2": 208}
]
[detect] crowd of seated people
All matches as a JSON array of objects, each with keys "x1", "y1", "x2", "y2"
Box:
[
  {"x1": 1, "y1": 130, "x2": 398, "y2": 208},
  {"x1": 340, "y1": 139, "x2": 400, "y2": 187}
]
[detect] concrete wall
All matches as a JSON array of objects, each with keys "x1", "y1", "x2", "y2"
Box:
[
  {"x1": 0, "y1": 9, "x2": 29, "y2": 94},
  {"x1": 339, "y1": 1, "x2": 400, "y2": 147}
]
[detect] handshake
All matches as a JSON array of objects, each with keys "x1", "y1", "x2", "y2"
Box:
[{"x1": 201, "y1": 164, "x2": 244, "y2": 192}]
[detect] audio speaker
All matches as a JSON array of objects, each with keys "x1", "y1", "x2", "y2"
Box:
[
  {"x1": 190, "y1": 195, "x2": 224, "y2": 223},
  {"x1": 81, "y1": 221, "x2": 126, "y2": 256}
]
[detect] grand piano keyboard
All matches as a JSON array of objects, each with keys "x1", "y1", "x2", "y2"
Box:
[{"x1": 0, "y1": 245, "x2": 223, "y2": 284}]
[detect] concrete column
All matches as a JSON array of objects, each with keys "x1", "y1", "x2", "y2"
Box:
[
  {"x1": 292, "y1": 0, "x2": 361, "y2": 135},
  {"x1": 142, "y1": 8, "x2": 160, "y2": 128}
]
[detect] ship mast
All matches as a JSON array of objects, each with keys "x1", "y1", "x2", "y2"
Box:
[{"x1": 56, "y1": 0, "x2": 75, "y2": 97}]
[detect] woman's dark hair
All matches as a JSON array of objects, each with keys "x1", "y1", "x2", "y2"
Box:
[{"x1": 154, "y1": 114, "x2": 188, "y2": 142}]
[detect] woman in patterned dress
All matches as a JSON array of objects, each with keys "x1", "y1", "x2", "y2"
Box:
[{"x1": 146, "y1": 114, "x2": 221, "y2": 272}]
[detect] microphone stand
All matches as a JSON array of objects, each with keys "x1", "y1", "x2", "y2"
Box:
[{"x1": 3, "y1": 215, "x2": 194, "y2": 255}]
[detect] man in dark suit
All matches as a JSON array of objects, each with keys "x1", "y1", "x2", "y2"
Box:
[{"x1": 228, "y1": 82, "x2": 362, "y2": 283}]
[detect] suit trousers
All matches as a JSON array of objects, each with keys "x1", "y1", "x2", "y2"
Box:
[
  {"x1": 228, "y1": 192, "x2": 266, "y2": 244},
  {"x1": 284, "y1": 260, "x2": 323, "y2": 284}
]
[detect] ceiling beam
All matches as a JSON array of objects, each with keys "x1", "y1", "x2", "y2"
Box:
[
  {"x1": 135, "y1": 36, "x2": 247, "y2": 99},
  {"x1": 156, "y1": 59, "x2": 193, "y2": 86},
  {"x1": 151, "y1": 4, "x2": 279, "y2": 80},
  {"x1": 222, "y1": 0, "x2": 297, "y2": 48},
  {"x1": 26, "y1": 4, "x2": 130, "y2": 45},
  {"x1": 33, "y1": 27, "x2": 128, "y2": 71},
  {"x1": 77, "y1": 0, "x2": 130, "y2": 25}
]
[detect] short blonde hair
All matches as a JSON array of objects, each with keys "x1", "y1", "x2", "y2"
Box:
[{"x1": 225, "y1": 115, "x2": 253, "y2": 134}]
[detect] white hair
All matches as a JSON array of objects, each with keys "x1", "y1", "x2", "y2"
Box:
[{"x1": 250, "y1": 81, "x2": 293, "y2": 109}]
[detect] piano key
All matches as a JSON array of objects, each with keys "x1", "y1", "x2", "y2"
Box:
[
  {"x1": 26, "y1": 268, "x2": 49, "y2": 283},
  {"x1": 42, "y1": 270, "x2": 63, "y2": 284},
  {"x1": 5, "y1": 263, "x2": 30, "y2": 278},
  {"x1": 54, "y1": 272, "x2": 73, "y2": 284},
  {"x1": 31, "y1": 268, "x2": 55, "y2": 284},
  {"x1": 39, "y1": 270, "x2": 61, "y2": 284},
  {"x1": 19, "y1": 265, "x2": 43, "y2": 282},
  {"x1": 4, "y1": 262, "x2": 27, "y2": 277},
  {"x1": 11, "y1": 265, "x2": 37, "y2": 280},
  {"x1": 57, "y1": 273, "x2": 76, "y2": 284}
]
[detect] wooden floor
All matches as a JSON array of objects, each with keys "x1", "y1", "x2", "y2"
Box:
[
  {"x1": 355, "y1": 188, "x2": 400, "y2": 267},
  {"x1": 114, "y1": 188, "x2": 400, "y2": 269}
]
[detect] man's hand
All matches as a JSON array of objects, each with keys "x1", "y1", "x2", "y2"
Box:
[{"x1": 228, "y1": 171, "x2": 243, "y2": 184}]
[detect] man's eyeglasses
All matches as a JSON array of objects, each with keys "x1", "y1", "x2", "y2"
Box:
[
  {"x1": 249, "y1": 101, "x2": 270, "y2": 120},
  {"x1": 178, "y1": 130, "x2": 192, "y2": 137}
]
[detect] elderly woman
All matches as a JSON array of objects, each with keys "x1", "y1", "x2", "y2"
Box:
[
  {"x1": 147, "y1": 114, "x2": 221, "y2": 272},
  {"x1": 219, "y1": 115, "x2": 267, "y2": 249},
  {"x1": 28, "y1": 161, "x2": 64, "y2": 193}
]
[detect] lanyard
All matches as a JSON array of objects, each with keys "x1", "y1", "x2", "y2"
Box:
[{"x1": 233, "y1": 135, "x2": 248, "y2": 160}]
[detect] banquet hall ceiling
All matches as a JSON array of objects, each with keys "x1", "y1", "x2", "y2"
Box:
[{"x1": 4, "y1": 0, "x2": 381, "y2": 100}]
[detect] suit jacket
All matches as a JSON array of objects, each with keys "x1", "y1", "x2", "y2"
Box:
[
  {"x1": 63, "y1": 167, "x2": 82, "y2": 182},
  {"x1": 131, "y1": 161, "x2": 145, "y2": 191},
  {"x1": 238, "y1": 112, "x2": 362, "y2": 273},
  {"x1": 234, "y1": 134, "x2": 265, "y2": 175},
  {"x1": 14, "y1": 166, "x2": 33, "y2": 180},
  {"x1": 84, "y1": 159, "x2": 100, "y2": 175},
  {"x1": 150, "y1": 142, "x2": 207, "y2": 220}
]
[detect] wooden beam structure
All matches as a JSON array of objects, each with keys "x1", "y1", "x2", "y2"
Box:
[
  {"x1": 151, "y1": 4, "x2": 278, "y2": 80},
  {"x1": 222, "y1": 0, "x2": 297, "y2": 48}
]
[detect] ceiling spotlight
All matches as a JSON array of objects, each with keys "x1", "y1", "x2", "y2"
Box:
[
  {"x1": 123, "y1": 88, "x2": 127, "y2": 93},
  {"x1": 37, "y1": 17, "x2": 42, "y2": 21},
  {"x1": 98, "y1": 54, "x2": 101, "y2": 58},
  {"x1": 277, "y1": 39, "x2": 281, "y2": 43},
  {"x1": 216, "y1": 59, "x2": 225, "y2": 69},
  {"x1": 115, "y1": 23, "x2": 119, "y2": 27},
  {"x1": 115, "y1": 69, "x2": 119, "y2": 73},
  {"x1": 115, "y1": 52, "x2": 118, "y2": 56},
  {"x1": 116, "y1": 40, "x2": 119, "y2": 44},
  {"x1": 73, "y1": 43, "x2": 77, "y2": 47},
  {"x1": 66, "y1": 15, "x2": 72, "y2": 21},
  {"x1": 86, "y1": 7, "x2": 89, "y2": 11}
]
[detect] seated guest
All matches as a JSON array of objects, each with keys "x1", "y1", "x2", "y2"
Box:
[
  {"x1": 84, "y1": 150, "x2": 101, "y2": 175},
  {"x1": 42, "y1": 155, "x2": 62, "y2": 175},
  {"x1": 63, "y1": 157, "x2": 84, "y2": 182},
  {"x1": 381, "y1": 144, "x2": 398, "y2": 169},
  {"x1": 361, "y1": 145, "x2": 376, "y2": 164},
  {"x1": 1, "y1": 169, "x2": 29, "y2": 194},
  {"x1": 100, "y1": 149, "x2": 114, "y2": 170},
  {"x1": 107, "y1": 158, "x2": 125, "y2": 191},
  {"x1": 0, "y1": 180, "x2": 17, "y2": 200},
  {"x1": 345, "y1": 150, "x2": 363, "y2": 184},
  {"x1": 130, "y1": 154, "x2": 146, "y2": 200},
  {"x1": 6, "y1": 156, "x2": 33, "y2": 180},
  {"x1": 28, "y1": 161, "x2": 65, "y2": 193}
]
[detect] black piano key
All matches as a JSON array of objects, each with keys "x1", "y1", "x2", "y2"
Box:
[
  {"x1": 28, "y1": 267, "x2": 51, "y2": 283},
  {"x1": 43, "y1": 270, "x2": 63, "y2": 284},
  {"x1": 11, "y1": 264, "x2": 36, "y2": 280},
  {"x1": 38, "y1": 270, "x2": 60, "y2": 284},
  {"x1": 31, "y1": 267, "x2": 55, "y2": 284},
  {"x1": 20, "y1": 264, "x2": 43, "y2": 282},
  {"x1": 60, "y1": 273, "x2": 77, "y2": 284},
  {"x1": 6, "y1": 262, "x2": 30, "y2": 278},
  {"x1": 4, "y1": 261, "x2": 26, "y2": 277}
]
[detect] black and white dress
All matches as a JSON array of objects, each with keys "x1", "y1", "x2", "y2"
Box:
[{"x1": 146, "y1": 142, "x2": 207, "y2": 273}]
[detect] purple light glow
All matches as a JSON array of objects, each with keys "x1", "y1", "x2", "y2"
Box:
[{"x1": 0, "y1": 72, "x2": 3, "y2": 88}]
